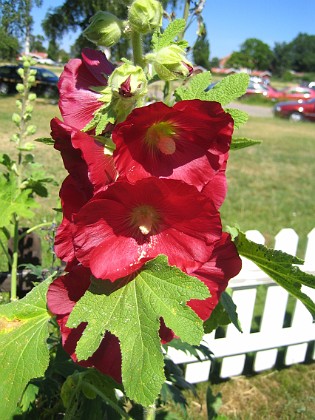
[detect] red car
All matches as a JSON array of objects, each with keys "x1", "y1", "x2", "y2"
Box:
[
  {"x1": 273, "y1": 98, "x2": 315, "y2": 122},
  {"x1": 277, "y1": 86, "x2": 315, "y2": 102},
  {"x1": 244, "y1": 82, "x2": 281, "y2": 100}
]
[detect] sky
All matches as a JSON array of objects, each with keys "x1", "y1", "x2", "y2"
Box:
[{"x1": 31, "y1": 0, "x2": 315, "y2": 58}]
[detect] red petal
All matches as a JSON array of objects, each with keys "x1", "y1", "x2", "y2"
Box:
[{"x1": 188, "y1": 233, "x2": 242, "y2": 320}]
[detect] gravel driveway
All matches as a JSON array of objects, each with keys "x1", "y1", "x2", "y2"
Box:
[{"x1": 230, "y1": 102, "x2": 273, "y2": 118}]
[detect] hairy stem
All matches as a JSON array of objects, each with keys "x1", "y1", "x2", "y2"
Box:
[{"x1": 131, "y1": 30, "x2": 144, "y2": 67}]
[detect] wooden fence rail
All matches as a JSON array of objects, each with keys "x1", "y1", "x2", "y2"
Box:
[{"x1": 167, "y1": 228, "x2": 315, "y2": 383}]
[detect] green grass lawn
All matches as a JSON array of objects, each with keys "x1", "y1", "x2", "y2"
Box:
[{"x1": 0, "y1": 94, "x2": 314, "y2": 418}]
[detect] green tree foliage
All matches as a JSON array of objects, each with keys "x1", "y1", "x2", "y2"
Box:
[
  {"x1": 288, "y1": 33, "x2": 315, "y2": 73},
  {"x1": 42, "y1": 0, "x2": 177, "y2": 60},
  {"x1": 226, "y1": 38, "x2": 273, "y2": 70},
  {"x1": 0, "y1": 0, "x2": 42, "y2": 53},
  {"x1": 30, "y1": 34, "x2": 46, "y2": 52},
  {"x1": 0, "y1": 26, "x2": 20, "y2": 60},
  {"x1": 271, "y1": 41, "x2": 292, "y2": 77},
  {"x1": 193, "y1": 34, "x2": 210, "y2": 68}
]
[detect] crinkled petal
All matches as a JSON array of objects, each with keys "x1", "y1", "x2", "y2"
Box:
[
  {"x1": 73, "y1": 178, "x2": 222, "y2": 281},
  {"x1": 113, "y1": 99, "x2": 233, "y2": 189},
  {"x1": 188, "y1": 233, "x2": 242, "y2": 320}
]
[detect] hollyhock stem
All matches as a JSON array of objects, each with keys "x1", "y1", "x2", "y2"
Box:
[
  {"x1": 10, "y1": 217, "x2": 19, "y2": 301},
  {"x1": 131, "y1": 30, "x2": 144, "y2": 68},
  {"x1": 144, "y1": 404, "x2": 156, "y2": 420}
]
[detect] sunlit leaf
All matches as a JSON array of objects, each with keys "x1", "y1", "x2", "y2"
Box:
[{"x1": 67, "y1": 255, "x2": 209, "y2": 406}]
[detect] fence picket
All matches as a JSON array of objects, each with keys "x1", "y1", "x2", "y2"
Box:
[
  {"x1": 274, "y1": 228, "x2": 299, "y2": 255},
  {"x1": 285, "y1": 286, "x2": 315, "y2": 365},
  {"x1": 304, "y1": 228, "x2": 315, "y2": 270},
  {"x1": 167, "y1": 228, "x2": 315, "y2": 383},
  {"x1": 254, "y1": 285, "x2": 288, "y2": 372},
  {"x1": 219, "y1": 288, "x2": 257, "y2": 378}
]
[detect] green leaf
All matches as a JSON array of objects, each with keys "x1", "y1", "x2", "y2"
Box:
[
  {"x1": 0, "y1": 176, "x2": 37, "y2": 228},
  {"x1": 220, "y1": 291, "x2": 242, "y2": 332},
  {"x1": 233, "y1": 230, "x2": 315, "y2": 320},
  {"x1": 175, "y1": 72, "x2": 249, "y2": 106},
  {"x1": 225, "y1": 108, "x2": 249, "y2": 128},
  {"x1": 61, "y1": 369, "x2": 127, "y2": 419},
  {"x1": 175, "y1": 71, "x2": 212, "y2": 101},
  {"x1": 34, "y1": 137, "x2": 55, "y2": 146},
  {"x1": 203, "y1": 300, "x2": 231, "y2": 334},
  {"x1": 203, "y1": 73, "x2": 250, "y2": 105},
  {"x1": 0, "y1": 279, "x2": 52, "y2": 418},
  {"x1": 166, "y1": 338, "x2": 213, "y2": 361},
  {"x1": 231, "y1": 137, "x2": 261, "y2": 150},
  {"x1": 0, "y1": 153, "x2": 15, "y2": 170},
  {"x1": 153, "y1": 19, "x2": 186, "y2": 51},
  {"x1": 67, "y1": 255, "x2": 209, "y2": 406}
]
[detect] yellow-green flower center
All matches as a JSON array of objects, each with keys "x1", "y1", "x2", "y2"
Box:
[
  {"x1": 145, "y1": 121, "x2": 176, "y2": 155},
  {"x1": 130, "y1": 205, "x2": 160, "y2": 235}
]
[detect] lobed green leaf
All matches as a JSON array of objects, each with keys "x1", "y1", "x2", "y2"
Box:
[
  {"x1": 0, "y1": 279, "x2": 52, "y2": 418},
  {"x1": 233, "y1": 229, "x2": 315, "y2": 320},
  {"x1": 67, "y1": 255, "x2": 209, "y2": 406},
  {"x1": 153, "y1": 19, "x2": 186, "y2": 51}
]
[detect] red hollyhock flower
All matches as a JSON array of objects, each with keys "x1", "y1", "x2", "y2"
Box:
[
  {"x1": 112, "y1": 100, "x2": 233, "y2": 189},
  {"x1": 54, "y1": 176, "x2": 92, "y2": 266},
  {"x1": 51, "y1": 117, "x2": 117, "y2": 194},
  {"x1": 188, "y1": 233, "x2": 242, "y2": 321},
  {"x1": 47, "y1": 266, "x2": 122, "y2": 382},
  {"x1": 58, "y1": 48, "x2": 115, "y2": 130},
  {"x1": 201, "y1": 155, "x2": 228, "y2": 210},
  {"x1": 73, "y1": 177, "x2": 222, "y2": 281}
]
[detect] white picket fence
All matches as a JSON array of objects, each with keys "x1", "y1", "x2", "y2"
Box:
[{"x1": 167, "y1": 228, "x2": 315, "y2": 383}]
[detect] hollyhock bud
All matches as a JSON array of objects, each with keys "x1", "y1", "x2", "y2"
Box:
[
  {"x1": 108, "y1": 61, "x2": 148, "y2": 121},
  {"x1": 146, "y1": 44, "x2": 193, "y2": 81},
  {"x1": 83, "y1": 11, "x2": 124, "y2": 48},
  {"x1": 128, "y1": 0, "x2": 163, "y2": 34}
]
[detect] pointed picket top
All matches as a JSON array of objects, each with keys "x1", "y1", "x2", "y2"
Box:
[
  {"x1": 304, "y1": 228, "x2": 315, "y2": 271},
  {"x1": 274, "y1": 228, "x2": 299, "y2": 256}
]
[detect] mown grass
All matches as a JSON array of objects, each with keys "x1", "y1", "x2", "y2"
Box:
[
  {"x1": 0, "y1": 95, "x2": 314, "y2": 418},
  {"x1": 170, "y1": 362, "x2": 315, "y2": 419}
]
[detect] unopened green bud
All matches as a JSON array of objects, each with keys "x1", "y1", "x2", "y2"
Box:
[
  {"x1": 128, "y1": 0, "x2": 163, "y2": 34},
  {"x1": 26, "y1": 125, "x2": 37, "y2": 136},
  {"x1": 16, "y1": 83, "x2": 25, "y2": 94},
  {"x1": 109, "y1": 62, "x2": 147, "y2": 99},
  {"x1": 28, "y1": 93, "x2": 37, "y2": 101},
  {"x1": 84, "y1": 11, "x2": 123, "y2": 47},
  {"x1": 146, "y1": 44, "x2": 193, "y2": 81},
  {"x1": 12, "y1": 113, "x2": 21, "y2": 125},
  {"x1": 28, "y1": 75, "x2": 36, "y2": 84},
  {"x1": 108, "y1": 62, "x2": 148, "y2": 121},
  {"x1": 17, "y1": 68, "x2": 24, "y2": 77}
]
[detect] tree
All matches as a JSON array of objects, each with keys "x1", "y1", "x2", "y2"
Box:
[
  {"x1": 226, "y1": 38, "x2": 273, "y2": 70},
  {"x1": 42, "y1": 0, "x2": 178, "y2": 60},
  {"x1": 193, "y1": 35, "x2": 210, "y2": 68},
  {"x1": 288, "y1": 33, "x2": 315, "y2": 73},
  {"x1": 30, "y1": 34, "x2": 46, "y2": 52},
  {"x1": 271, "y1": 42, "x2": 291, "y2": 77},
  {"x1": 0, "y1": 26, "x2": 20, "y2": 60},
  {"x1": 0, "y1": 0, "x2": 43, "y2": 54}
]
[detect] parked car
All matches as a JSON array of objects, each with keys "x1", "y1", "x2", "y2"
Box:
[
  {"x1": 277, "y1": 86, "x2": 315, "y2": 102},
  {"x1": 0, "y1": 65, "x2": 59, "y2": 98},
  {"x1": 243, "y1": 82, "x2": 281, "y2": 101},
  {"x1": 273, "y1": 98, "x2": 315, "y2": 122}
]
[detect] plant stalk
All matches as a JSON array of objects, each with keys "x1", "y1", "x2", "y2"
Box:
[
  {"x1": 144, "y1": 404, "x2": 156, "y2": 420},
  {"x1": 10, "y1": 217, "x2": 19, "y2": 301},
  {"x1": 131, "y1": 30, "x2": 144, "y2": 68}
]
